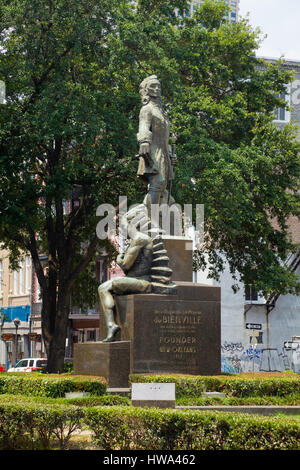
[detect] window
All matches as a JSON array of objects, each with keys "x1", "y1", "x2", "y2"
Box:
[
  {"x1": 274, "y1": 90, "x2": 291, "y2": 123},
  {"x1": 77, "y1": 330, "x2": 85, "y2": 343},
  {"x1": 36, "y1": 360, "x2": 47, "y2": 368},
  {"x1": 86, "y1": 330, "x2": 97, "y2": 342},
  {"x1": 19, "y1": 259, "x2": 24, "y2": 294},
  {"x1": 36, "y1": 274, "x2": 41, "y2": 301},
  {"x1": 12, "y1": 258, "x2": 27, "y2": 295},
  {"x1": 245, "y1": 284, "x2": 258, "y2": 302},
  {"x1": 62, "y1": 200, "x2": 69, "y2": 215},
  {"x1": 13, "y1": 270, "x2": 18, "y2": 294},
  {"x1": 25, "y1": 256, "x2": 31, "y2": 292},
  {"x1": 16, "y1": 359, "x2": 28, "y2": 368}
]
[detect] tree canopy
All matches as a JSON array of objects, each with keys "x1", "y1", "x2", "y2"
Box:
[{"x1": 0, "y1": 0, "x2": 300, "y2": 370}]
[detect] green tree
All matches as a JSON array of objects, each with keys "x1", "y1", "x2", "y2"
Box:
[
  {"x1": 0, "y1": 0, "x2": 299, "y2": 371},
  {"x1": 170, "y1": 1, "x2": 300, "y2": 295}
]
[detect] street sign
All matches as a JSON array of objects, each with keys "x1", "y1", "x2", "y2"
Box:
[
  {"x1": 284, "y1": 341, "x2": 299, "y2": 350},
  {"x1": 246, "y1": 323, "x2": 262, "y2": 330},
  {"x1": 1, "y1": 333, "x2": 14, "y2": 341},
  {"x1": 28, "y1": 333, "x2": 39, "y2": 341}
]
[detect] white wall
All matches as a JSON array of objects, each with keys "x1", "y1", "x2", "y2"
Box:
[
  {"x1": 196, "y1": 257, "x2": 300, "y2": 373},
  {"x1": 196, "y1": 257, "x2": 246, "y2": 372}
]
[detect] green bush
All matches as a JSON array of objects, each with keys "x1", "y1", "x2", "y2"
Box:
[
  {"x1": 129, "y1": 374, "x2": 300, "y2": 398},
  {"x1": 2, "y1": 391, "x2": 299, "y2": 408},
  {"x1": 0, "y1": 393, "x2": 130, "y2": 407},
  {"x1": 1, "y1": 395, "x2": 300, "y2": 450},
  {"x1": 177, "y1": 394, "x2": 300, "y2": 406},
  {"x1": 85, "y1": 406, "x2": 300, "y2": 450},
  {"x1": 63, "y1": 362, "x2": 74, "y2": 374},
  {"x1": 0, "y1": 374, "x2": 107, "y2": 398},
  {"x1": 0, "y1": 400, "x2": 84, "y2": 450},
  {"x1": 65, "y1": 394, "x2": 130, "y2": 407},
  {"x1": 129, "y1": 374, "x2": 206, "y2": 398}
]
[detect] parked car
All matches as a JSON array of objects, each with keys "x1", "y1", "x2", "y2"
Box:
[{"x1": 7, "y1": 358, "x2": 47, "y2": 373}]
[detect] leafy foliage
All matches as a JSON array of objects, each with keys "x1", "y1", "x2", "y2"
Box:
[
  {"x1": 129, "y1": 373, "x2": 300, "y2": 397},
  {"x1": 85, "y1": 405, "x2": 300, "y2": 450},
  {"x1": 0, "y1": 399, "x2": 84, "y2": 449},
  {"x1": 0, "y1": 373, "x2": 107, "y2": 397}
]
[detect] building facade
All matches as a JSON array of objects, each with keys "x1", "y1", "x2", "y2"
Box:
[
  {"x1": 0, "y1": 245, "x2": 109, "y2": 368},
  {"x1": 0, "y1": 248, "x2": 34, "y2": 369}
]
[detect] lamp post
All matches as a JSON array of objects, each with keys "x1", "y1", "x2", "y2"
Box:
[
  {"x1": 13, "y1": 318, "x2": 20, "y2": 366},
  {"x1": 0, "y1": 308, "x2": 5, "y2": 334}
]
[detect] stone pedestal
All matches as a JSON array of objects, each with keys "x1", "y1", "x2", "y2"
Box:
[
  {"x1": 114, "y1": 282, "x2": 221, "y2": 376},
  {"x1": 73, "y1": 341, "x2": 130, "y2": 388},
  {"x1": 162, "y1": 236, "x2": 193, "y2": 282}
]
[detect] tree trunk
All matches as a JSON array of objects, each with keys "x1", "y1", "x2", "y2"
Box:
[{"x1": 42, "y1": 291, "x2": 71, "y2": 373}]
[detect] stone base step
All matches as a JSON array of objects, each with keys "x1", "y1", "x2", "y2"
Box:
[
  {"x1": 107, "y1": 387, "x2": 131, "y2": 396},
  {"x1": 202, "y1": 392, "x2": 225, "y2": 398}
]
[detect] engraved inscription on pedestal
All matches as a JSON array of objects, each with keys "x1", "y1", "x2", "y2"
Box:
[
  {"x1": 154, "y1": 308, "x2": 201, "y2": 364},
  {"x1": 114, "y1": 283, "x2": 221, "y2": 376},
  {"x1": 134, "y1": 301, "x2": 220, "y2": 375}
]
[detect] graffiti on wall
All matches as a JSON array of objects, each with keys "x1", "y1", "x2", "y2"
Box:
[
  {"x1": 221, "y1": 337, "x2": 300, "y2": 373},
  {"x1": 221, "y1": 355, "x2": 243, "y2": 373},
  {"x1": 221, "y1": 341, "x2": 244, "y2": 353},
  {"x1": 221, "y1": 341, "x2": 244, "y2": 373},
  {"x1": 282, "y1": 339, "x2": 300, "y2": 373}
]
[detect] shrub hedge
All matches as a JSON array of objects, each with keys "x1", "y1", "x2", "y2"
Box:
[
  {"x1": 1, "y1": 396, "x2": 299, "y2": 450},
  {"x1": 0, "y1": 393, "x2": 130, "y2": 407},
  {"x1": 177, "y1": 394, "x2": 300, "y2": 406},
  {"x1": 0, "y1": 373, "x2": 107, "y2": 398},
  {"x1": 129, "y1": 374, "x2": 300, "y2": 398},
  {"x1": 1, "y1": 391, "x2": 298, "y2": 408},
  {"x1": 0, "y1": 400, "x2": 84, "y2": 449},
  {"x1": 85, "y1": 406, "x2": 300, "y2": 450},
  {"x1": 64, "y1": 394, "x2": 130, "y2": 407}
]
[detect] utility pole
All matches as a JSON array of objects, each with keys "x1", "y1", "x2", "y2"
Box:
[{"x1": 13, "y1": 318, "x2": 20, "y2": 366}]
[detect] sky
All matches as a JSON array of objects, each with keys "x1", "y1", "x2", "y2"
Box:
[{"x1": 239, "y1": 0, "x2": 300, "y2": 61}]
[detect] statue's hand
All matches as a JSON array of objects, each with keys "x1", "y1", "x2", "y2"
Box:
[{"x1": 139, "y1": 142, "x2": 150, "y2": 156}]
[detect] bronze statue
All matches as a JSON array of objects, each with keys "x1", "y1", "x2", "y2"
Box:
[
  {"x1": 98, "y1": 76, "x2": 178, "y2": 343},
  {"x1": 137, "y1": 75, "x2": 176, "y2": 209}
]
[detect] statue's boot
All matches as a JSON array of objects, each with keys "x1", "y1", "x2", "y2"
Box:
[{"x1": 103, "y1": 323, "x2": 120, "y2": 342}]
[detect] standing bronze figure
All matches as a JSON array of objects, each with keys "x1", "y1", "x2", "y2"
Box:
[
  {"x1": 98, "y1": 76, "x2": 177, "y2": 342},
  {"x1": 137, "y1": 75, "x2": 176, "y2": 209}
]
